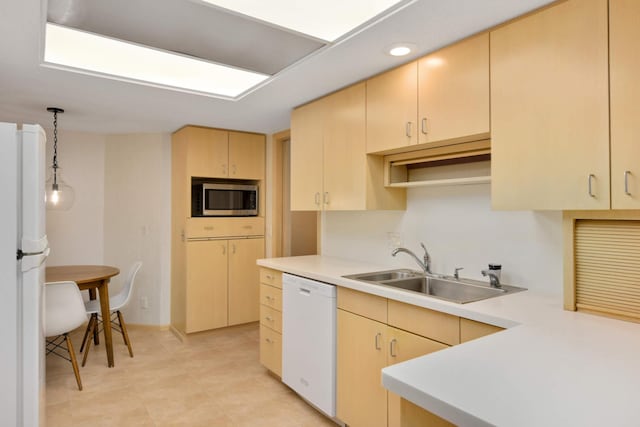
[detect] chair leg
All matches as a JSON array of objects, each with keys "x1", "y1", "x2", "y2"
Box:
[
  {"x1": 80, "y1": 314, "x2": 95, "y2": 354},
  {"x1": 92, "y1": 313, "x2": 100, "y2": 345},
  {"x1": 117, "y1": 310, "x2": 134, "y2": 358},
  {"x1": 65, "y1": 334, "x2": 82, "y2": 391},
  {"x1": 81, "y1": 319, "x2": 96, "y2": 367}
]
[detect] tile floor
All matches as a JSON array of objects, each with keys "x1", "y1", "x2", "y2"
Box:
[{"x1": 45, "y1": 322, "x2": 336, "y2": 426}]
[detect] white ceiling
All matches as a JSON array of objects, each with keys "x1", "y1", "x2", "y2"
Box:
[{"x1": 0, "y1": 0, "x2": 555, "y2": 135}]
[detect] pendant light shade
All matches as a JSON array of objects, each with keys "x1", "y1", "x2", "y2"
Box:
[{"x1": 45, "y1": 107, "x2": 75, "y2": 211}]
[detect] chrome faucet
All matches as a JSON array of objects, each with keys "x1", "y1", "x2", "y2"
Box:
[
  {"x1": 481, "y1": 269, "x2": 501, "y2": 288},
  {"x1": 392, "y1": 243, "x2": 431, "y2": 275}
]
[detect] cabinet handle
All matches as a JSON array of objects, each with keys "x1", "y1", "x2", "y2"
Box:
[
  {"x1": 323, "y1": 192, "x2": 330, "y2": 205},
  {"x1": 390, "y1": 338, "x2": 397, "y2": 358},
  {"x1": 266, "y1": 274, "x2": 273, "y2": 280},
  {"x1": 222, "y1": 245, "x2": 226, "y2": 255},
  {"x1": 588, "y1": 174, "x2": 595, "y2": 198},
  {"x1": 421, "y1": 117, "x2": 428, "y2": 135},
  {"x1": 405, "y1": 122, "x2": 413, "y2": 138},
  {"x1": 222, "y1": 164, "x2": 227, "y2": 175},
  {"x1": 315, "y1": 192, "x2": 321, "y2": 206},
  {"x1": 232, "y1": 244, "x2": 236, "y2": 254},
  {"x1": 625, "y1": 170, "x2": 632, "y2": 195},
  {"x1": 374, "y1": 332, "x2": 382, "y2": 350},
  {"x1": 232, "y1": 164, "x2": 237, "y2": 175}
]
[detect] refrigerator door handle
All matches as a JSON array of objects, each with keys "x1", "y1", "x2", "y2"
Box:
[{"x1": 20, "y1": 248, "x2": 49, "y2": 273}]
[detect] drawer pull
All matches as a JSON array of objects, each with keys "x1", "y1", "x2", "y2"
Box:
[
  {"x1": 390, "y1": 338, "x2": 397, "y2": 358},
  {"x1": 204, "y1": 226, "x2": 214, "y2": 230},
  {"x1": 266, "y1": 274, "x2": 273, "y2": 280},
  {"x1": 265, "y1": 337, "x2": 273, "y2": 344},
  {"x1": 265, "y1": 316, "x2": 273, "y2": 322}
]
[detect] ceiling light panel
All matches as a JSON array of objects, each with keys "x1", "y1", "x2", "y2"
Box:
[
  {"x1": 201, "y1": 0, "x2": 407, "y2": 42},
  {"x1": 43, "y1": 23, "x2": 269, "y2": 98}
]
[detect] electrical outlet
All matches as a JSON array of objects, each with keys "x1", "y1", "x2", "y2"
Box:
[
  {"x1": 140, "y1": 296, "x2": 149, "y2": 309},
  {"x1": 387, "y1": 232, "x2": 403, "y2": 249}
]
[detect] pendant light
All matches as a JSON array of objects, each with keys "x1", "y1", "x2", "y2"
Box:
[{"x1": 45, "y1": 107, "x2": 75, "y2": 211}]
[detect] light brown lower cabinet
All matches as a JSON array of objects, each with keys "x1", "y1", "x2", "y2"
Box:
[
  {"x1": 336, "y1": 309, "x2": 448, "y2": 427},
  {"x1": 259, "y1": 268, "x2": 283, "y2": 377},
  {"x1": 400, "y1": 399, "x2": 454, "y2": 427},
  {"x1": 184, "y1": 237, "x2": 263, "y2": 334}
]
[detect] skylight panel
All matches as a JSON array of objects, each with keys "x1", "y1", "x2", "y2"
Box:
[
  {"x1": 201, "y1": 0, "x2": 406, "y2": 42},
  {"x1": 43, "y1": 23, "x2": 270, "y2": 98}
]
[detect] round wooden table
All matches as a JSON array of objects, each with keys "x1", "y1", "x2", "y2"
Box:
[{"x1": 46, "y1": 265, "x2": 120, "y2": 367}]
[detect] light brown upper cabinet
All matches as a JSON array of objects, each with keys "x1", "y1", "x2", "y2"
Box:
[
  {"x1": 610, "y1": 0, "x2": 640, "y2": 209},
  {"x1": 366, "y1": 34, "x2": 489, "y2": 154},
  {"x1": 182, "y1": 126, "x2": 265, "y2": 180},
  {"x1": 366, "y1": 62, "x2": 418, "y2": 153},
  {"x1": 290, "y1": 93, "x2": 327, "y2": 211},
  {"x1": 417, "y1": 33, "x2": 489, "y2": 145},
  {"x1": 490, "y1": 0, "x2": 610, "y2": 210},
  {"x1": 290, "y1": 83, "x2": 405, "y2": 211},
  {"x1": 228, "y1": 131, "x2": 265, "y2": 180}
]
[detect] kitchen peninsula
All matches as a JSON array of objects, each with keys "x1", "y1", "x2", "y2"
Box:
[{"x1": 258, "y1": 255, "x2": 640, "y2": 427}]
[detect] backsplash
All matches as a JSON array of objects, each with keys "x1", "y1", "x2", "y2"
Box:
[{"x1": 321, "y1": 184, "x2": 563, "y2": 294}]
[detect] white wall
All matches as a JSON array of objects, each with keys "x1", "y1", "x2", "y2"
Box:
[
  {"x1": 43, "y1": 128, "x2": 172, "y2": 326},
  {"x1": 45, "y1": 130, "x2": 106, "y2": 266},
  {"x1": 103, "y1": 134, "x2": 172, "y2": 325},
  {"x1": 322, "y1": 184, "x2": 563, "y2": 294}
]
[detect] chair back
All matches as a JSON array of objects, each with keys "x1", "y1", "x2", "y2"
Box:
[
  {"x1": 110, "y1": 261, "x2": 142, "y2": 311},
  {"x1": 45, "y1": 281, "x2": 87, "y2": 337}
]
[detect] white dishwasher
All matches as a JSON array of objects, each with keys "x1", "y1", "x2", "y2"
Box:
[{"x1": 282, "y1": 273, "x2": 336, "y2": 417}]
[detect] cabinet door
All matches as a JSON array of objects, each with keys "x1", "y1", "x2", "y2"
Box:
[
  {"x1": 366, "y1": 62, "x2": 418, "y2": 153},
  {"x1": 387, "y1": 326, "x2": 448, "y2": 427},
  {"x1": 228, "y1": 238, "x2": 264, "y2": 326},
  {"x1": 186, "y1": 240, "x2": 228, "y2": 333},
  {"x1": 290, "y1": 97, "x2": 326, "y2": 211},
  {"x1": 337, "y1": 309, "x2": 387, "y2": 427},
  {"x1": 186, "y1": 127, "x2": 229, "y2": 178},
  {"x1": 490, "y1": 0, "x2": 610, "y2": 210},
  {"x1": 323, "y1": 82, "x2": 367, "y2": 210},
  {"x1": 228, "y1": 132, "x2": 265, "y2": 180},
  {"x1": 610, "y1": 0, "x2": 640, "y2": 209},
  {"x1": 418, "y1": 33, "x2": 489, "y2": 145}
]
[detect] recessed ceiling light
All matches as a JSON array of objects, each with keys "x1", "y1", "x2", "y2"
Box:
[
  {"x1": 200, "y1": 0, "x2": 409, "y2": 42},
  {"x1": 43, "y1": 23, "x2": 270, "y2": 98},
  {"x1": 386, "y1": 43, "x2": 415, "y2": 57}
]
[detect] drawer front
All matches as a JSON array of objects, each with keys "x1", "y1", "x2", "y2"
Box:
[
  {"x1": 260, "y1": 283, "x2": 282, "y2": 311},
  {"x1": 460, "y1": 318, "x2": 503, "y2": 343},
  {"x1": 259, "y1": 325, "x2": 282, "y2": 377},
  {"x1": 186, "y1": 218, "x2": 232, "y2": 239},
  {"x1": 388, "y1": 300, "x2": 460, "y2": 345},
  {"x1": 259, "y1": 268, "x2": 283, "y2": 289},
  {"x1": 186, "y1": 217, "x2": 264, "y2": 239},
  {"x1": 260, "y1": 304, "x2": 282, "y2": 333},
  {"x1": 337, "y1": 287, "x2": 387, "y2": 323},
  {"x1": 229, "y1": 217, "x2": 265, "y2": 236}
]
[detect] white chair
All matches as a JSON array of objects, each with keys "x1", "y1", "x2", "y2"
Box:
[
  {"x1": 45, "y1": 281, "x2": 87, "y2": 391},
  {"x1": 80, "y1": 261, "x2": 142, "y2": 366}
]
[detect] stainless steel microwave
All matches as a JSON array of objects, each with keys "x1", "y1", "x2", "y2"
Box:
[{"x1": 192, "y1": 182, "x2": 258, "y2": 216}]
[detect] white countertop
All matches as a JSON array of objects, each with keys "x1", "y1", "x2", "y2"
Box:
[{"x1": 258, "y1": 255, "x2": 640, "y2": 427}]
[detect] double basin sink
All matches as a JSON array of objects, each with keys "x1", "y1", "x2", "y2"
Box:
[{"x1": 344, "y1": 269, "x2": 525, "y2": 304}]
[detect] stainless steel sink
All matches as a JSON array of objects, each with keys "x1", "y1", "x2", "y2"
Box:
[{"x1": 344, "y1": 269, "x2": 525, "y2": 304}]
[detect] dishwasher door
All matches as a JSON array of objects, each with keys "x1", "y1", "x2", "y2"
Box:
[{"x1": 282, "y1": 273, "x2": 336, "y2": 417}]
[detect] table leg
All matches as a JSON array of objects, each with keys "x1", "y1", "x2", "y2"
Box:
[
  {"x1": 88, "y1": 289, "x2": 99, "y2": 345},
  {"x1": 97, "y1": 279, "x2": 114, "y2": 367}
]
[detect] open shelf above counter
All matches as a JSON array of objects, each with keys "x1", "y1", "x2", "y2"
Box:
[{"x1": 383, "y1": 139, "x2": 491, "y2": 188}]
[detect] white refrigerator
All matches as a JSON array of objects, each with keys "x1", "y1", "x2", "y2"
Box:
[{"x1": 0, "y1": 123, "x2": 49, "y2": 427}]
